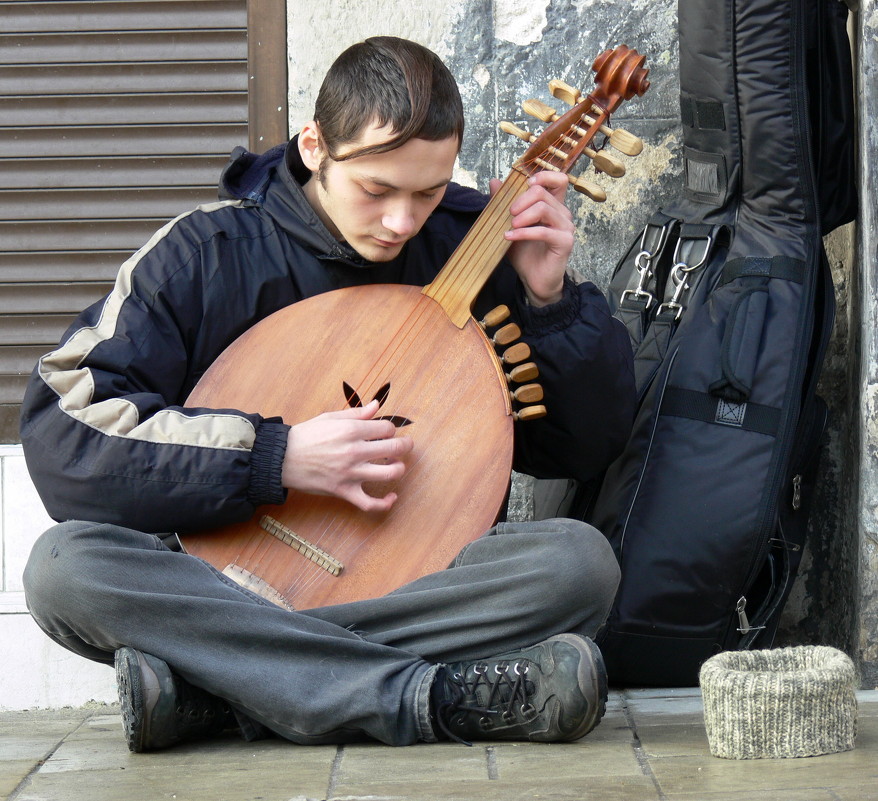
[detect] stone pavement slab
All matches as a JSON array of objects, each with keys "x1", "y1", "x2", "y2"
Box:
[{"x1": 3, "y1": 691, "x2": 877, "y2": 801}]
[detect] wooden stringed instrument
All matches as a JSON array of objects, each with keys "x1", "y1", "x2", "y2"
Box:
[{"x1": 182, "y1": 46, "x2": 650, "y2": 610}]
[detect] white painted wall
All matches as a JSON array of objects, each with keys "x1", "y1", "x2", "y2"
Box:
[{"x1": 0, "y1": 445, "x2": 116, "y2": 710}]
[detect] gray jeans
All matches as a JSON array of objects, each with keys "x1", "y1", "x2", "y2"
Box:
[{"x1": 23, "y1": 518, "x2": 619, "y2": 746}]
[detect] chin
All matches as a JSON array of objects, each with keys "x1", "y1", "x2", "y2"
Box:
[{"x1": 357, "y1": 243, "x2": 404, "y2": 263}]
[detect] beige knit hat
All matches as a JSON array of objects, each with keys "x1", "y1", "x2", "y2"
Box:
[{"x1": 699, "y1": 645, "x2": 858, "y2": 759}]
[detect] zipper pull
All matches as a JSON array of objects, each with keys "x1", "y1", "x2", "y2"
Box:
[
  {"x1": 736, "y1": 596, "x2": 751, "y2": 633},
  {"x1": 736, "y1": 595, "x2": 766, "y2": 635},
  {"x1": 792, "y1": 474, "x2": 802, "y2": 511}
]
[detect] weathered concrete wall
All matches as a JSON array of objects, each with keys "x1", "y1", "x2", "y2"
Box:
[
  {"x1": 285, "y1": 0, "x2": 873, "y2": 681},
  {"x1": 288, "y1": 0, "x2": 681, "y2": 284},
  {"x1": 775, "y1": 224, "x2": 859, "y2": 656},
  {"x1": 853, "y1": 2, "x2": 878, "y2": 687}
]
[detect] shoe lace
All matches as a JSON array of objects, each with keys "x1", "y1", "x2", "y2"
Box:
[
  {"x1": 436, "y1": 660, "x2": 536, "y2": 745},
  {"x1": 173, "y1": 676, "x2": 227, "y2": 726}
]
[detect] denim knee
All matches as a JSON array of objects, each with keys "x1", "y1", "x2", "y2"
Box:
[
  {"x1": 22, "y1": 521, "x2": 95, "y2": 621},
  {"x1": 537, "y1": 518, "x2": 620, "y2": 619}
]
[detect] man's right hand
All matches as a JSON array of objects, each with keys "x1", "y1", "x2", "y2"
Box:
[{"x1": 281, "y1": 400, "x2": 413, "y2": 512}]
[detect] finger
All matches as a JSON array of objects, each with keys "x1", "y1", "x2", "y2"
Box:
[
  {"x1": 510, "y1": 183, "x2": 574, "y2": 217},
  {"x1": 352, "y1": 458, "x2": 408, "y2": 484},
  {"x1": 322, "y1": 399, "x2": 382, "y2": 421},
  {"x1": 528, "y1": 170, "x2": 570, "y2": 199},
  {"x1": 508, "y1": 202, "x2": 573, "y2": 234},
  {"x1": 345, "y1": 487, "x2": 399, "y2": 513},
  {"x1": 505, "y1": 224, "x2": 575, "y2": 254},
  {"x1": 357, "y1": 433, "x2": 413, "y2": 459},
  {"x1": 350, "y1": 417, "x2": 406, "y2": 444}
]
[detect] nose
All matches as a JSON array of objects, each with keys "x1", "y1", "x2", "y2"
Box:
[{"x1": 381, "y1": 199, "x2": 416, "y2": 239}]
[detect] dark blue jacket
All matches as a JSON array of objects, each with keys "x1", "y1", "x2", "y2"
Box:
[{"x1": 20, "y1": 139, "x2": 635, "y2": 533}]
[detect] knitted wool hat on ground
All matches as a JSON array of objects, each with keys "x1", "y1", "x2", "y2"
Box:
[{"x1": 699, "y1": 645, "x2": 858, "y2": 759}]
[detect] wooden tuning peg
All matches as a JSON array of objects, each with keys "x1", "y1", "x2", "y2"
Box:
[
  {"x1": 501, "y1": 341, "x2": 531, "y2": 365},
  {"x1": 511, "y1": 383, "x2": 544, "y2": 404},
  {"x1": 492, "y1": 322, "x2": 521, "y2": 347},
  {"x1": 513, "y1": 405, "x2": 547, "y2": 421},
  {"x1": 548, "y1": 79, "x2": 582, "y2": 106},
  {"x1": 499, "y1": 121, "x2": 533, "y2": 143},
  {"x1": 522, "y1": 98, "x2": 558, "y2": 123},
  {"x1": 591, "y1": 150, "x2": 626, "y2": 178},
  {"x1": 568, "y1": 174, "x2": 607, "y2": 203},
  {"x1": 506, "y1": 361, "x2": 539, "y2": 383},
  {"x1": 479, "y1": 305, "x2": 510, "y2": 329},
  {"x1": 606, "y1": 128, "x2": 643, "y2": 157}
]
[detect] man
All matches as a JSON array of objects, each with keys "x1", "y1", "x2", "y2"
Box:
[{"x1": 21, "y1": 37, "x2": 634, "y2": 751}]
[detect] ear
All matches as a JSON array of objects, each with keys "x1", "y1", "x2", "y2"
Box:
[{"x1": 298, "y1": 122, "x2": 322, "y2": 171}]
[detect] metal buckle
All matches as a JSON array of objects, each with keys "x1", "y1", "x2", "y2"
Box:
[{"x1": 656, "y1": 233, "x2": 714, "y2": 321}]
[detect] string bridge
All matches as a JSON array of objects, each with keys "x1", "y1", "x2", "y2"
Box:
[{"x1": 259, "y1": 514, "x2": 344, "y2": 576}]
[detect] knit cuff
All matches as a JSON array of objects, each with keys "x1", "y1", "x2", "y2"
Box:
[
  {"x1": 247, "y1": 418, "x2": 290, "y2": 508},
  {"x1": 517, "y1": 275, "x2": 580, "y2": 335}
]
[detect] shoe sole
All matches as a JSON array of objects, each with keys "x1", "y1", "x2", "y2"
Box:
[
  {"x1": 545, "y1": 633, "x2": 608, "y2": 741},
  {"x1": 115, "y1": 647, "x2": 147, "y2": 753}
]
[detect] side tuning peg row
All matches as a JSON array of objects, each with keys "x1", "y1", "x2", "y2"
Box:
[{"x1": 480, "y1": 304, "x2": 547, "y2": 421}]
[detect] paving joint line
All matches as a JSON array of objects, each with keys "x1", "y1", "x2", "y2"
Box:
[
  {"x1": 326, "y1": 743, "x2": 344, "y2": 800},
  {"x1": 485, "y1": 745, "x2": 499, "y2": 779},
  {"x1": 619, "y1": 692, "x2": 668, "y2": 801},
  {"x1": 7, "y1": 711, "x2": 94, "y2": 800}
]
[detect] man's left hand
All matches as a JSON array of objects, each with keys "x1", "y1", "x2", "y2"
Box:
[{"x1": 490, "y1": 170, "x2": 574, "y2": 307}]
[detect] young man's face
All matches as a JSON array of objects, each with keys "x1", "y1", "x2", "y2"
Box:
[{"x1": 300, "y1": 122, "x2": 459, "y2": 263}]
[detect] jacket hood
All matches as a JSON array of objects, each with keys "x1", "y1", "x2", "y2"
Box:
[
  {"x1": 219, "y1": 138, "x2": 356, "y2": 263},
  {"x1": 218, "y1": 137, "x2": 491, "y2": 267}
]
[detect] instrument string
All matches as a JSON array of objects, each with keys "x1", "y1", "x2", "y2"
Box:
[
  {"x1": 429, "y1": 174, "x2": 529, "y2": 313},
  {"x1": 281, "y1": 176, "x2": 537, "y2": 599},
  {"x1": 284, "y1": 163, "x2": 561, "y2": 597},
  {"x1": 232, "y1": 174, "x2": 537, "y2": 603},
  {"x1": 279, "y1": 287, "x2": 443, "y2": 600},
  {"x1": 235, "y1": 144, "x2": 556, "y2": 602}
]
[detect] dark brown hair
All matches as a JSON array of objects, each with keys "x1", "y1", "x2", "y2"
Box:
[{"x1": 313, "y1": 36, "x2": 464, "y2": 161}]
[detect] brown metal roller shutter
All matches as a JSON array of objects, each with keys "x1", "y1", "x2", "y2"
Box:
[{"x1": 0, "y1": 0, "x2": 288, "y2": 442}]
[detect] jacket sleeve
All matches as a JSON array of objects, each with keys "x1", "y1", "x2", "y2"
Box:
[
  {"x1": 19, "y1": 213, "x2": 289, "y2": 534},
  {"x1": 509, "y1": 275, "x2": 636, "y2": 483}
]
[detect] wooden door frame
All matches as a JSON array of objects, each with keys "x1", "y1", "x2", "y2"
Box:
[{"x1": 248, "y1": 0, "x2": 289, "y2": 152}]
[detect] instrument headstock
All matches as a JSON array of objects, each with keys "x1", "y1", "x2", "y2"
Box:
[{"x1": 501, "y1": 45, "x2": 650, "y2": 202}]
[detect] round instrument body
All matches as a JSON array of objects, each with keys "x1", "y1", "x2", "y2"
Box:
[{"x1": 184, "y1": 283, "x2": 514, "y2": 610}]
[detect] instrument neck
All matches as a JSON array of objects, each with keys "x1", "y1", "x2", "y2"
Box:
[{"x1": 422, "y1": 168, "x2": 530, "y2": 327}]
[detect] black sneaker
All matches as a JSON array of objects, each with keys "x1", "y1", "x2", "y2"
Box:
[
  {"x1": 115, "y1": 647, "x2": 236, "y2": 752},
  {"x1": 431, "y1": 633, "x2": 607, "y2": 744}
]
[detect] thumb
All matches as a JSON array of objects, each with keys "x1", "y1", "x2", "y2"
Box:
[{"x1": 327, "y1": 398, "x2": 381, "y2": 420}]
